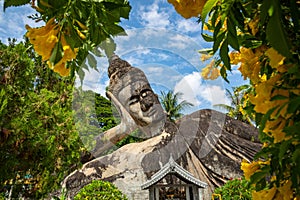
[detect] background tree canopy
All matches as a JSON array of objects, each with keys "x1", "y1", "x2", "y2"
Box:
[{"x1": 0, "y1": 40, "x2": 82, "y2": 198}]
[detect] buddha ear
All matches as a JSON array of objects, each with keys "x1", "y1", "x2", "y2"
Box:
[{"x1": 106, "y1": 91, "x2": 135, "y2": 125}]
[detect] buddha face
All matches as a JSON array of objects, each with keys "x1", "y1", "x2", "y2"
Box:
[{"x1": 118, "y1": 79, "x2": 165, "y2": 127}]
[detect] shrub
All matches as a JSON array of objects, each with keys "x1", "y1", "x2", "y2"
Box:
[
  {"x1": 213, "y1": 178, "x2": 254, "y2": 200},
  {"x1": 74, "y1": 180, "x2": 128, "y2": 200}
]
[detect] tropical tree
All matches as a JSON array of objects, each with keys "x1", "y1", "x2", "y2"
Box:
[
  {"x1": 159, "y1": 90, "x2": 193, "y2": 121},
  {"x1": 214, "y1": 85, "x2": 254, "y2": 125},
  {"x1": 168, "y1": 0, "x2": 300, "y2": 199},
  {"x1": 0, "y1": 40, "x2": 82, "y2": 198}
]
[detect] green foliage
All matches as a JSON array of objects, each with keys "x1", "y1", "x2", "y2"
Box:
[
  {"x1": 0, "y1": 40, "x2": 82, "y2": 198},
  {"x1": 214, "y1": 178, "x2": 254, "y2": 200},
  {"x1": 74, "y1": 180, "x2": 128, "y2": 200},
  {"x1": 159, "y1": 90, "x2": 193, "y2": 121},
  {"x1": 3, "y1": 0, "x2": 131, "y2": 79},
  {"x1": 200, "y1": 0, "x2": 300, "y2": 197},
  {"x1": 3, "y1": 0, "x2": 30, "y2": 11},
  {"x1": 214, "y1": 85, "x2": 254, "y2": 125},
  {"x1": 95, "y1": 93, "x2": 118, "y2": 131},
  {"x1": 73, "y1": 89, "x2": 119, "y2": 152}
]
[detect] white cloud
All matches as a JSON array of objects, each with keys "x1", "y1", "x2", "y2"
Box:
[
  {"x1": 174, "y1": 72, "x2": 203, "y2": 106},
  {"x1": 0, "y1": 4, "x2": 42, "y2": 43},
  {"x1": 201, "y1": 84, "x2": 229, "y2": 106},
  {"x1": 75, "y1": 68, "x2": 109, "y2": 97},
  {"x1": 174, "y1": 72, "x2": 229, "y2": 108},
  {"x1": 139, "y1": 1, "x2": 170, "y2": 28},
  {"x1": 176, "y1": 19, "x2": 201, "y2": 33}
]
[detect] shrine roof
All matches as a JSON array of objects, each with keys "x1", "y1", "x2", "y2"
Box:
[{"x1": 141, "y1": 156, "x2": 207, "y2": 189}]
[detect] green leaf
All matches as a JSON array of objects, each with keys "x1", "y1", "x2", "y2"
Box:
[
  {"x1": 201, "y1": 33, "x2": 214, "y2": 42},
  {"x1": 91, "y1": 47, "x2": 103, "y2": 57},
  {"x1": 220, "y1": 39, "x2": 231, "y2": 70},
  {"x1": 292, "y1": 148, "x2": 300, "y2": 165},
  {"x1": 198, "y1": 48, "x2": 213, "y2": 54},
  {"x1": 49, "y1": 42, "x2": 63, "y2": 66},
  {"x1": 87, "y1": 53, "x2": 97, "y2": 70},
  {"x1": 98, "y1": 37, "x2": 116, "y2": 58},
  {"x1": 270, "y1": 95, "x2": 289, "y2": 101},
  {"x1": 201, "y1": 0, "x2": 218, "y2": 23},
  {"x1": 105, "y1": 24, "x2": 126, "y2": 36},
  {"x1": 220, "y1": 66, "x2": 229, "y2": 83},
  {"x1": 48, "y1": 0, "x2": 65, "y2": 9},
  {"x1": 266, "y1": 5, "x2": 292, "y2": 58},
  {"x1": 213, "y1": 31, "x2": 226, "y2": 53},
  {"x1": 260, "y1": 0, "x2": 272, "y2": 24},
  {"x1": 3, "y1": 0, "x2": 30, "y2": 11},
  {"x1": 259, "y1": 106, "x2": 278, "y2": 134},
  {"x1": 77, "y1": 68, "x2": 85, "y2": 85},
  {"x1": 227, "y1": 18, "x2": 239, "y2": 51},
  {"x1": 250, "y1": 170, "x2": 267, "y2": 185},
  {"x1": 287, "y1": 96, "x2": 300, "y2": 113},
  {"x1": 279, "y1": 140, "x2": 291, "y2": 167}
]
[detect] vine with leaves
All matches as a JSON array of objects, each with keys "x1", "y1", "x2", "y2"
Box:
[
  {"x1": 3, "y1": 0, "x2": 131, "y2": 78},
  {"x1": 168, "y1": 0, "x2": 300, "y2": 199}
]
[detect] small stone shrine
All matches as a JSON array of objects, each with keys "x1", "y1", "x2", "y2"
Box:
[{"x1": 141, "y1": 156, "x2": 207, "y2": 200}]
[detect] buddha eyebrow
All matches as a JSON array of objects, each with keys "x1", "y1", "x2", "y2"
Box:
[
  {"x1": 129, "y1": 95, "x2": 139, "y2": 101},
  {"x1": 140, "y1": 89, "x2": 152, "y2": 94}
]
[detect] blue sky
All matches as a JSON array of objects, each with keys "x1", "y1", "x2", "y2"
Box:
[{"x1": 0, "y1": 0, "x2": 246, "y2": 114}]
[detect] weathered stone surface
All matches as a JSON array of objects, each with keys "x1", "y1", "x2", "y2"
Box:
[
  {"x1": 52, "y1": 56, "x2": 261, "y2": 199},
  {"x1": 57, "y1": 109, "x2": 260, "y2": 199}
]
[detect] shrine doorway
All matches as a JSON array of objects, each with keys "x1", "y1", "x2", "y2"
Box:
[{"x1": 141, "y1": 156, "x2": 207, "y2": 200}]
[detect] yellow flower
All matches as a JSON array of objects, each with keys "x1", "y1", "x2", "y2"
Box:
[
  {"x1": 265, "y1": 48, "x2": 287, "y2": 73},
  {"x1": 252, "y1": 187, "x2": 277, "y2": 200},
  {"x1": 278, "y1": 180, "x2": 293, "y2": 200},
  {"x1": 263, "y1": 118, "x2": 287, "y2": 143},
  {"x1": 26, "y1": 18, "x2": 78, "y2": 76},
  {"x1": 237, "y1": 47, "x2": 262, "y2": 83},
  {"x1": 241, "y1": 159, "x2": 270, "y2": 180},
  {"x1": 168, "y1": 0, "x2": 207, "y2": 19},
  {"x1": 200, "y1": 53, "x2": 213, "y2": 61},
  {"x1": 25, "y1": 17, "x2": 59, "y2": 61},
  {"x1": 229, "y1": 51, "x2": 241, "y2": 65},
  {"x1": 248, "y1": 16, "x2": 260, "y2": 35},
  {"x1": 241, "y1": 160, "x2": 260, "y2": 180},
  {"x1": 60, "y1": 34, "x2": 78, "y2": 61},
  {"x1": 249, "y1": 74, "x2": 283, "y2": 115},
  {"x1": 201, "y1": 60, "x2": 220, "y2": 80},
  {"x1": 46, "y1": 35, "x2": 78, "y2": 77}
]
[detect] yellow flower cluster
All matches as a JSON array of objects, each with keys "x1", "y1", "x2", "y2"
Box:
[
  {"x1": 229, "y1": 47, "x2": 292, "y2": 143},
  {"x1": 201, "y1": 59, "x2": 220, "y2": 80},
  {"x1": 247, "y1": 16, "x2": 260, "y2": 36},
  {"x1": 25, "y1": 18, "x2": 58, "y2": 61},
  {"x1": 229, "y1": 47, "x2": 265, "y2": 84},
  {"x1": 252, "y1": 180, "x2": 297, "y2": 200},
  {"x1": 47, "y1": 35, "x2": 78, "y2": 77},
  {"x1": 265, "y1": 48, "x2": 287, "y2": 73},
  {"x1": 26, "y1": 18, "x2": 78, "y2": 76},
  {"x1": 241, "y1": 159, "x2": 269, "y2": 180},
  {"x1": 167, "y1": 0, "x2": 207, "y2": 19}
]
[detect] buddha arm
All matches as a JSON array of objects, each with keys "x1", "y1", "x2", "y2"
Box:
[{"x1": 92, "y1": 91, "x2": 138, "y2": 157}]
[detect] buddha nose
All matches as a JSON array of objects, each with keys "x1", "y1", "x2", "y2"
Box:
[{"x1": 140, "y1": 97, "x2": 153, "y2": 112}]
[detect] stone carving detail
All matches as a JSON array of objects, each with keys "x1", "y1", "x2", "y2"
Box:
[{"x1": 57, "y1": 55, "x2": 261, "y2": 200}]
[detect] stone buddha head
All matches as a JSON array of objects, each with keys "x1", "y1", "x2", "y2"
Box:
[{"x1": 108, "y1": 55, "x2": 166, "y2": 137}]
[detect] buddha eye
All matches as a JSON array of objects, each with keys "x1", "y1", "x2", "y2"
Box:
[
  {"x1": 141, "y1": 91, "x2": 147, "y2": 98},
  {"x1": 129, "y1": 96, "x2": 139, "y2": 105},
  {"x1": 140, "y1": 89, "x2": 152, "y2": 98}
]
